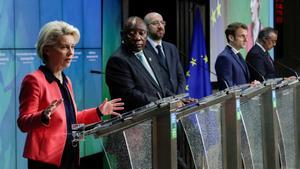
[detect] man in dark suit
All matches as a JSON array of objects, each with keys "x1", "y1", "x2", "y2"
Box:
[
  {"x1": 215, "y1": 22, "x2": 251, "y2": 90},
  {"x1": 106, "y1": 16, "x2": 169, "y2": 113},
  {"x1": 144, "y1": 12, "x2": 186, "y2": 95},
  {"x1": 246, "y1": 27, "x2": 278, "y2": 82}
]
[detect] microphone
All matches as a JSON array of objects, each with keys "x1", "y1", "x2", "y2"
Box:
[
  {"x1": 204, "y1": 67, "x2": 229, "y2": 90},
  {"x1": 245, "y1": 60, "x2": 266, "y2": 82},
  {"x1": 275, "y1": 61, "x2": 299, "y2": 79},
  {"x1": 179, "y1": 51, "x2": 229, "y2": 90},
  {"x1": 90, "y1": 70, "x2": 105, "y2": 75}
]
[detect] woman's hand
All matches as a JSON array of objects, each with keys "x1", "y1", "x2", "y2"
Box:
[
  {"x1": 42, "y1": 98, "x2": 63, "y2": 123},
  {"x1": 98, "y1": 98, "x2": 124, "y2": 116}
]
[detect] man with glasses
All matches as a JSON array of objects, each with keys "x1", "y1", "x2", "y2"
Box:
[
  {"x1": 246, "y1": 27, "x2": 278, "y2": 82},
  {"x1": 144, "y1": 12, "x2": 186, "y2": 95}
]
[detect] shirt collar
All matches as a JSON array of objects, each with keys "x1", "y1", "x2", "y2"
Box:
[
  {"x1": 134, "y1": 50, "x2": 144, "y2": 56},
  {"x1": 227, "y1": 44, "x2": 240, "y2": 55},
  {"x1": 39, "y1": 65, "x2": 68, "y2": 84},
  {"x1": 147, "y1": 37, "x2": 162, "y2": 49},
  {"x1": 256, "y1": 42, "x2": 267, "y2": 52}
]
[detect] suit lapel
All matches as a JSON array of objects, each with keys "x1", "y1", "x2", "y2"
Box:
[
  {"x1": 146, "y1": 41, "x2": 169, "y2": 71},
  {"x1": 263, "y1": 50, "x2": 274, "y2": 69},
  {"x1": 130, "y1": 51, "x2": 161, "y2": 90},
  {"x1": 161, "y1": 42, "x2": 171, "y2": 72},
  {"x1": 143, "y1": 49, "x2": 164, "y2": 90},
  {"x1": 256, "y1": 45, "x2": 275, "y2": 71},
  {"x1": 227, "y1": 47, "x2": 250, "y2": 80}
]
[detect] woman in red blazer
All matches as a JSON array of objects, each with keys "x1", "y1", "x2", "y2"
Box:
[{"x1": 17, "y1": 21, "x2": 124, "y2": 169}]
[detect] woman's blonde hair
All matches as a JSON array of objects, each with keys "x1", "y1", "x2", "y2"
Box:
[{"x1": 36, "y1": 21, "x2": 80, "y2": 63}]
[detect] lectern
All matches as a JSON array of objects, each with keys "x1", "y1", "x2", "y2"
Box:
[{"x1": 72, "y1": 94, "x2": 186, "y2": 169}]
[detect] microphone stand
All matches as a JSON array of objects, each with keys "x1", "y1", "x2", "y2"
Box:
[
  {"x1": 179, "y1": 51, "x2": 229, "y2": 89},
  {"x1": 275, "y1": 61, "x2": 299, "y2": 79},
  {"x1": 245, "y1": 60, "x2": 266, "y2": 82},
  {"x1": 90, "y1": 70, "x2": 105, "y2": 75}
]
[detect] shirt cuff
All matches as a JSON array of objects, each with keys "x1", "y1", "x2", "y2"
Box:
[
  {"x1": 96, "y1": 107, "x2": 104, "y2": 118},
  {"x1": 41, "y1": 110, "x2": 50, "y2": 125}
]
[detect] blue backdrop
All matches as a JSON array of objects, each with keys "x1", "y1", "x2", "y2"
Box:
[{"x1": 0, "y1": 0, "x2": 121, "y2": 168}]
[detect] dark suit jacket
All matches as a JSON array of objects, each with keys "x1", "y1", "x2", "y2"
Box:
[
  {"x1": 215, "y1": 46, "x2": 250, "y2": 90},
  {"x1": 145, "y1": 40, "x2": 186, "y2": 95},
  {"x1": 106, "y1": 45, "x2": 169, "y2": 112},
  {"x1": 246, "y1": 44, "x2": 276, "y2": 82}
]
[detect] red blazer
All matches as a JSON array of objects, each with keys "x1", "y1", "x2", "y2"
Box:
[{"x1": 17, "y1": 69, "x2": 101, "y2": 166}]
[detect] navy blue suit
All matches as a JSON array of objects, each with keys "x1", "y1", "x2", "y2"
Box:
[
  {"x1": 145, "y1": 40, "x2": 186, "y2": 95},
  {"x1": 215, "y1": 46, "x2": 250, "y2": 90},
  {"x1": 106, "y1": 45, "x2": 170, "y2": 113},
  {"x1": 246, "y1": 44, "x2": 276, "y2": 82}
]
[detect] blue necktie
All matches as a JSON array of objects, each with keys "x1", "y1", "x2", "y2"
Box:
[
  {"x1": 156, "y1": 45, "x2": 167, "y2": 68},
  {"x1": 237, "y1": 52, "x2": 250, "y2": 79},
  {"x1": 237, "y1": 52, "x2": 246, "y2": 69},
  {"x1": 237, "y1": 52, "x2": 243, "y2": 62},
  {"x1": 136, "y1": 52, "x2": 159, "y2": 85}
]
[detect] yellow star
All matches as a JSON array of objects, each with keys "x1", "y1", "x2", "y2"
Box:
[
  {"x1": 190, "y1": 58, "x2": 197, "y2": 66},
  {"x1": 211, "y1": 9, "x2": 216, "y2": 25},
  {"x1": 203, "y1": 55, "x2": 208, "y2": 63},
  {"x1": 186, "y1": 71, "x2": 190, "y2": 77},
  {"x1": 216, "y1": 1, "x2": 221, "y2": 17},
  {"x1": 185, "y1": 85, "x2": 189, "y2": 91}
]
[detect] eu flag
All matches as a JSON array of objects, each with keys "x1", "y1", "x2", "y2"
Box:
[{"x1": 186, "y1": 8, "x2": 212, "y2": 99}]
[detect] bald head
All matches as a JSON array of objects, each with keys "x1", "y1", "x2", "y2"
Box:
[
  {"x1": 144, "y1": 12, "x2": 162, "y2": 24},
  {"x1": 144, "y1": 12, "x2": 166, "y2": 41}
]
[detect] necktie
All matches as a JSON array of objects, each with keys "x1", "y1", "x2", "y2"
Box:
[
  {"x1": 265, "y1": 52, "x2": 273, "y2": 62},
  {"x1": 237, "y1": 52, "x2": 250, "y2": 79},
  {"x1": 156, "y1": 45, "x2": 167, "y2": 68},
  {"x1": 237, "y1": 52, "x2": 246, "y2": 68},
  {"x1": 136, "y1": 52, "x2": 159, "y2": 85},
  {"x1": 265, "y1": 52, "x2": 275, "y2": 69}
]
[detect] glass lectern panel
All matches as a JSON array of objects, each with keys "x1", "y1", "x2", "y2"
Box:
[
  {"x1": 103, "y1": 120, "x2": 152, "y2": 169},
  {"x1": 180, "y1": 104, "x2": 223, "y2": 169},
  {"x1": 240, "y1": 95, "x2": 264, "y2": 169},
  {"x1": 276, "y1": 87, "x2": 296, "y2": 168}
]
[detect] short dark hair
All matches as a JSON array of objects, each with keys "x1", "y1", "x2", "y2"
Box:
[
  {"x1": 225, "y1": 22, "x2": 247, "y2": 42},
  {"x1": 257, "y1": 27, "x2": 278, "y2": 42}
]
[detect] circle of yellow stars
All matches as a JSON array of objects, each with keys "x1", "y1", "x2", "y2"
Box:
[
  {"x1": 185, "y1": 55, "x2": 208, "y2": 91},
  {"x1": 211, "y1": 0, "x2": 222, "y2": 26}
]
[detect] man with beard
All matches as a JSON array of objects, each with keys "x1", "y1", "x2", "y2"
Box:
[
  {"x1": 144, "y1": 13, "x2": 189, "y2": 169},
  {"x1": 144, "y1": 12, "x2": 186, "y2": 95},
  {"x1": 106, "y1": 16, "x2": 170, "y2": 113}
]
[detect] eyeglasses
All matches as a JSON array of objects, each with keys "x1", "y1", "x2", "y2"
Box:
[
  {"x1": 149, "y1": 20, "x2": 166, "y2": 26},
  {"x1": 267, "y1": 38, "x2": 277, "y2": 45}
]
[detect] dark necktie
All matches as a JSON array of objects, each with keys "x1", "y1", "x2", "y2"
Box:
[
  {"x1": 237, "y1": 52, "x2": 246, "y2": 68},
  {"x1": 156, "y1": 45, "x2": 167, "y2": 68},
  {"x1": 265, "y1": 51, "x2": 274, "y2": 68},
  {"x1": 237, "y1": 52, "x2": 250, "y2": 79},
  {"x1": 265, "y1": 52, "x2": 274, "y2": 65}
]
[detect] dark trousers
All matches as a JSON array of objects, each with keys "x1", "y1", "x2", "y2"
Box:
[{"x1": 28, "y1": 142, "x2": 78, "y2": 169}]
